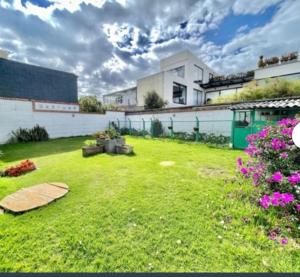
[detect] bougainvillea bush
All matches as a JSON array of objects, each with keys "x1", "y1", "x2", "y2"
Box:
[
  {"x1": 237, "y1": 118, "x2": 300, "y2": 243},
  {"x1": 2, "y1": 160, "x2": 36, "y2": 177}
]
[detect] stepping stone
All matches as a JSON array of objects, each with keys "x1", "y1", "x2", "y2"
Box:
[
  {"x1": 160, "y1": 161, "x2": 175, "y2": 167},
  {"x1": 0, "y1": 183, "x2": 69, "y2": 214}
]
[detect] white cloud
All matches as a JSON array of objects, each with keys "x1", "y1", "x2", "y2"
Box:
[{"x1": 0, "y1": 0, "x2": 299, "y2": 97}]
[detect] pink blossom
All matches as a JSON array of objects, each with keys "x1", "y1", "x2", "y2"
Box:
[
  {"x1": 236, "y1": 157, "x2": 243, "y2": 167},
  {"x1": 296, "y1": 204, "x2": 300, "y2": 212},
  {"x1": 279, "y1": 152, "x2": 288, "y2": 159},
  {"x1": 281, "y1": 128, "x2": 293, "y2": 137},
  {"x1": 280, "y1": 238, "x2": 288, "y2": 245},
  {"x1": 271, "y1": 138, "x2": 286, "y2": 151},
  {"x1": 272, "y1": 171, "x2": 282, "y2": 183},
  {"x1": 288, "y1": 173, "x2": 300, "y2": 185},
  {"x1": 258, "y1": 129, "x2": 268, "y2": 138},
  {"x1": 278, "y1": 118, "x2": 298, "y2": 127},
  {"x1": 260, "y1": 195, "x2": 271, "y2": 209}
]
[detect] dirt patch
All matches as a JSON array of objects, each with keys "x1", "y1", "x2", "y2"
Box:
[
  {"x1": 160, "y1": 161, "x2": 175, "y2": 167},
  {"x1": 198, "y1": 166, "x2": 229, "y2": 178}
]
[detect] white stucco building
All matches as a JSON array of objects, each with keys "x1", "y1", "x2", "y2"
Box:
[
  {"x1": 137, "y1": 50, "x2": 216, "y2": 107},
  {"x1": 102, "y1": 50, "x2": 300, "y2": 109},
  {"x1": 102, "y1": 86, "x2": 137, "y2": 107}
]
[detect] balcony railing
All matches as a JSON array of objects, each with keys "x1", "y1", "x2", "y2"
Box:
[{"x1": 198, "y1": 70, "x2": 254, "y2": 89}]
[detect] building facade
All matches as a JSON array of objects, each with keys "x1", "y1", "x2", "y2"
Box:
[
  {"x1": 203, "y1": 54, "x2": 300, "y2": 103},
  {"x1": 137, "y1": 50, "x2": 216, "y2": 108},
  {"x1": 102, "y1": 86, "x2": 137, "y2": 107},
  {"x1": 0, "y1": 57, "x2": 78, "y2": 103},
  {"x1": 103, "y1": 50, "x2": 300, "y2": 110}
]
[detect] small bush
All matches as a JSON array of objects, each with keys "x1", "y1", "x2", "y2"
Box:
[
  {"x1": 94, "y1": 128, "x2": 121, "y2": 140},
  {"x1": 152, "y1": 119, "x2": 164, "y2": 137},
  {"x1": 11, "y1": 125, "x2": 49, "y2": 143},
  {"x1": 237, "y1": 118, "x2": 300, "y2": 241},
  {"x1": 2, "y1": 160, "x2": 36, "y2": 177},
  {"x1": 79, "y1": 96, "x2": 104, "y2": 113},
  {"x1": 144, "y1": 91, "x2": 166, "y2": 110}
]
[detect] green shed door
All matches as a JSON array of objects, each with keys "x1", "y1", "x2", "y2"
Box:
[{"x1": 233, "y1": 111, "x2": 252, "y2": 149}]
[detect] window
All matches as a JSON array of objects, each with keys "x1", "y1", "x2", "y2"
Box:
[
  {"x1": 173, "y1": 82, "x2": 187, "y2": 105},
  {"x1": 169, "y1": 66, "x2": 185, "y2": 78},
  {"x1": 209, "y1": 73, "x2": 214, "y2": 80},
  {"x1": 235, "y1": 111, "x2": 251, "y2": 127},
  {"x1": 115, "y1": 96, "x2": 123, "y2": 104},
  {"x1": 194, "y1": 65, "x2": 203, "y2": 81},
  {"x1": 193, "y1": 89, "x2": 203, "y2": 105}
]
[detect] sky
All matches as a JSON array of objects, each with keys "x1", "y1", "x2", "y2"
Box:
[{"x1": 0, "y1": 0, "x2": 300, "y2": 97}]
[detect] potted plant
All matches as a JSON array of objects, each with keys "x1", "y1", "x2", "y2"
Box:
[{"x1": 94, "y1": 131, "x2": 109, "y2": 145}]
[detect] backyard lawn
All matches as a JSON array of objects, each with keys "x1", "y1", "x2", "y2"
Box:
[{"x1": 0, "y1": 137, "x2": 299, "y2": 272}]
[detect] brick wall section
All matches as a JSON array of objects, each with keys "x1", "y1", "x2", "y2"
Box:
[{"x1": 0, "y1": 58, "x2": 78, "y2": 103}]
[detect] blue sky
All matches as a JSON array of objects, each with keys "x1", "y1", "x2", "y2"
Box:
[{"x1": 0, "y1": 0, "x2": 299, "y2": 96}]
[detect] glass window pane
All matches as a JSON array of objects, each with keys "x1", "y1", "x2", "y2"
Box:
[{"x1": 173, "y1": 82, "x2": 187, "y2": 105}]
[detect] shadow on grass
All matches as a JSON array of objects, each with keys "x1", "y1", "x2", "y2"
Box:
[{"x1": 0, "y1": 136, "x2": 90, "y2": 163}]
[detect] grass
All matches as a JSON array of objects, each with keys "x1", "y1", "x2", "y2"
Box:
[{"x1": 0, "y1": 136, "x2": 299, "y2": 272}]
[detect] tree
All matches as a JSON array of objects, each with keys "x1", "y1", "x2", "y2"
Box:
[
  {"x1": 79, "y1": 96, "x2": 104, "y2": 113},
  {"x1": 144, "y1": 91, "x2": 166, "y2": 110}
]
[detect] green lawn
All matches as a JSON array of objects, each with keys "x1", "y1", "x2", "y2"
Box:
[{"x1": 0, "y1": 137, "x2": 299, "y2": 272}]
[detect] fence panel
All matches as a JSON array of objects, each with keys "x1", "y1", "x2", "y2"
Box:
[{"x1": 110, "y1": 118, "x2": 232, "y2": 145}]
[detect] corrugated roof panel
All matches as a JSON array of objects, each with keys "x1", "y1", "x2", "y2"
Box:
[{"x1": 230, "y1": 97, "x2": 300, "y2": 110}]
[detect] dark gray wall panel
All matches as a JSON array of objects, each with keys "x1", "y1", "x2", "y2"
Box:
[{"x1": 0, "y1": 58, "x2": 78, "y2": 103}]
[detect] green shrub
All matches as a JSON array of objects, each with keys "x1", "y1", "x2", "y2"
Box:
[
  {"x1": 144, "y1": 91, "x2": 166, "y2": 110},
  {"x1": 151, "y1": 119, "x2": 164, "y2": 137},
  {"x1": 173, "y1": 132, "x2": 195, "y2": 141},
  {"x1": 213, "y1": 78, "x2": 300, "y2": 104},
  {"x1": 11, "y1": 125, "x2": 49, "y2": 143},
  {"x1": 79, "y1": 96, "x2": 104, "y2": 113}
]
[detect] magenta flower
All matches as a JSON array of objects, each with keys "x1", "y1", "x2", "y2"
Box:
[
  {"x1": 288, "y1": 173, "x2": 300, "y2": 185},
  {"x1": 240, "y1": 167, "x2": 248, "y2": 175},
  {"x1": 272, "y1": 171, "x2": 282, "y2": 183},
  {"x1": 260, "y1": 195, "x2": 271, "y2": 209},
  {"x1": 268, "y1": 232, "x2": 277, "y2": 241},
  {"x1": 281, "y1": 193, "x2": 295, "y2": 204},
  {"x1": 271, "y1": 138, "x2": 286, "y2": 151},
  {"x1": 280, "y1": 238, "x2": 288, "y2": 245},
  {"x1": 258, "y1": 129, "x2": 268, "y2": 138},
  {"x1": 281, "y1": 128, "x2": 293, "y2": 137},
  {"x1": 278, "y1": 118, "x2": 298, "y2": 127},
  {"x1": 279, "y1": 152, "x2": 288, "y2": 159},
  {"x1": 296, "y1": 204, "x2": 300, "y2": 212},
  {"x1": 236, "y1": 157, "x2": 243, "y2": 167}
]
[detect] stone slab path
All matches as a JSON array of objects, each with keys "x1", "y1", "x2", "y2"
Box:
[{"x1": 0, "y1": 183, "x2": 69, "y2": 214}]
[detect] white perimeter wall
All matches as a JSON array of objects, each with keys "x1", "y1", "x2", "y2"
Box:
[
  {"x1": 123, "y1": 108, "x2": 233, "y2": 137},
  {"x1": 0, "y1": 98, "x2": 125, "y2": 144}
]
